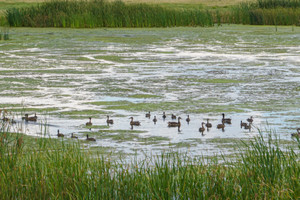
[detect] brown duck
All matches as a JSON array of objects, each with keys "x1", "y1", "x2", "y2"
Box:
[
  {"x1": 106, "y1": 116, "x2": 114, "y2": 124},
  {"x1": 130, "y1": 117, "x2": 141, "y2": 126},
  {"x1": 217, "y1": 122, "x2": 225, "y2": 129},
  {"x1": 86, "y1": 134, "x2": 96, "y2": 141},
  {"x1": 57, "y1": 130, "x2": 64, "y2": 137},
  {"x1": 86, "y1": 117, "x2": 92, "y2": 126},
  {"x1": 168, "y1": 117, "x2": 181, "y2": 127},
  {"x1": 162, "y1": 112, "x2": 166, "y2": 120},
  {"x1": 23, "y1": 113, "x2": 37, "y2": 122},
  {"x1": 171, "y1": 114, "x2": 177, "y2": 120},
  {"x1": 240, "y1": 121, "x2": 247, "y2": 128},
  {"x1": 247, "y1": 116, "x2": 253, "y2": 123},
  {"x1": 153, "y1": 116, "x2": 157, "y2": 124},
  {"x1": 186, "y1": 115, "x2": 190, "y2": 124},
  {"x1": 71, "y1": 133, "x2": 78, "y2": 139},
  {"x1": 145, "y1": 111, "x2": 151, "y2": 118},
  {"x1": 199, "y1": 122, "x2": 205, "y2": 132},
  {"x1": 205, "y1": 119, "x2": 212, "y2": 128},
  {"x1": 222, "y1": 113, "x2": 231, "y2": 124}
]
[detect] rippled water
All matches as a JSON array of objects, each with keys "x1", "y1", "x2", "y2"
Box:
[{"x1": 1, "y1": 25, "x2": 299, "y2": 156}]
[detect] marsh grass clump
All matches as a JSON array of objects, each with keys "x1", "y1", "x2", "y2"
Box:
[{"x1": 5, "y1": 0, "x2": 213, "y2": 28}]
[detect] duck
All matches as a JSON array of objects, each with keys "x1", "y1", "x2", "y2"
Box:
[
  {"x1": 222, "y1": 113, "x2": 231, "y2": 124},
  {"x1": 162, "y1": 112, "x2": 166, "y2": 120},
  {"x1": 86, "y1": 117, "x2": 92, "y2": 126},
  {"x1": 217, "y1": 122, "x2": 225, "y2": 129},
  {"x1": 168, "y1": 117, "x2": 181, "y2": 127},
  {"x1": 186, "y1": 115, "x2": 190, "y2": 124},
  {"x1": 145, "y1": 111, "x2": 151, "y2": 118},
  {"x1": 129, "y1": 117, "x2": 141, "y2": 126},
  {"x1": 86, "y1": 134, "x2": 96, "y2": 141},
  {"x1": 23, "y1": 113, "x2": 37, "y2": 122},
  {"x1": 240, "y1": 121, "x2": 247, "y2": 128},
  {"x1": 205, "y1": 119, "x2": 212, "y2": 128},
  {"x1": 71, "y1": 133, "x2": 78, "y2": 139},
  {"x1": 244, "y1": 123, "x2": 251, "y2": 130},
  {"x1": 106, "y1": 116, "x2": 114, "y2": 124},
  {"x1": 57, "y1": 130, "x2": 64, "y2": 137},
  {"x1": 153, "y1": 116, "x2": 157, "y2": 124},
  {"x1": 247, "y1": 116, "x2": 253, "y2": 123},
  {"x1": 199, "y1": 122, "x2": 205, "y2": 132},
  {"x1": 171, "y1": 114, "x2": 176, "y2": 120},
  {"x1": 291, "y1": 128, "x2": 300, "y2": 137}
]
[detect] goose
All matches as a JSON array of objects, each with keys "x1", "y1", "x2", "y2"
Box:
[
  {"x1": 199, "y1": 122, "x2": 205, "y2": 132},
  {"x1": 106, "y1": 116, "x2": 114, "y2": 124},
  {"x1": 222, "y1": 113, "x2": 231, "y2": 124},
  {"x1": 71, "y1": 133, "x2": 78, "y2": 139},
  {"x1": 129, "y1": 117, "x2": 140, "y2": 126},
  {"x1": 241, "y1": 121, "x2": 247, "y2": 128},
  {"x1": 168, "y1": 117, "x2": 181, "y2": 127},
  {"x1": 247, "y1": 116, "x2": 253, "y2": 123},
  {"x1": 171, "y1": 114, "x2": 176, "y2": 120},
  {"x1": 57, "y1": 130, "x2": 64, "y2": 137},
  {"x1": 186, "y1": 115, "x2": 190, "y2": 123},
  {"x1": 244, "y1": 123, "x2": 251, "y2": 130},
  {"x1": 205, "y1": 119, "x2": 212, "y2": 128},
  {"x1": 153, "y1": 116, "x2": 157, "y2": 124},
  {"x1": 217, "y1": 122, "x2": 225, "y2": 129},
  {"x1": 23, "y1": 113, "x2": 37, "y2": 122},
  {"x1": 145, "y1": 111, "x2": 151, "y2": 118},
  {"x1": 86, "y1": 134, "x2": 96, "y2": 141},
  {"x1": 86, "y1": 117, "x2": 92, "y2": 126},
  {"x1": 162, "y1": 112, "x2": 166, "y2": 120}
]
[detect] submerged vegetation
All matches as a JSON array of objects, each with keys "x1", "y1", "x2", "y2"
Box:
[
  {"x1": 2, "y1": 0, "x2": 300, "y2": 27},
  {"x1": 0, "y1": 118, "x2": 299, "y2": 199}
]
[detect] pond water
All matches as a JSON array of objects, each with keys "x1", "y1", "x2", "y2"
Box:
[{"x1": 0, "y1": 25, "x2": 299, "y2": 157}]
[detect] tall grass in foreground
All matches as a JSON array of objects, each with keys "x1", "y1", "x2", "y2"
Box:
[
  {"x1": 1, "y1": 119, "x2": 299, "y2": 199},
  {"x1": 5, "y1": 0, "x2": 213, "y2": 28}
]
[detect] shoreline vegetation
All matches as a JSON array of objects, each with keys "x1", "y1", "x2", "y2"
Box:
[
  {"x1": 0, "y1": 118, "x2": 299, "y2": 199},
  {"x1": 0, "y1": 0, "x2": 299, "y2": 28}
]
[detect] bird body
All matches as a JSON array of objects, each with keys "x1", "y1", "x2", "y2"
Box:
[
  {"x1": 71, "y1": 133, "x2": 78, "y2": 139},
  {"x1": 168, "y1": 117, "x2": 181, "y2": 127},
  {"x1": 145, "y1": 112, "x2": 151, "y2": 118},
  {"x1": 153, "y1": 116, "x2": 157, "y2": 124},
  {"x1": 57, "y1": 130, "x2": 64, "y2": 137},
  {"x1": 222, "y1": 113, "x2": 231, "y2": 124},
  {"x1": 23, "y1": 113, "x2": 37, "y2": 122},
  {"x1": 205, "y1": 119, "x2": 212, "y2": 128},
  {"x1": 171, "y1": 114, "x2": 176, "y2": 120},
  {"x1": 86, "y1": 117, "x2": 92, "y2": 126},
  {"x1": 86, "y1": 134, "x2": 96, "y2": 141},
  {"x1": 199, "y1": 122, "x2": 205, "y2": 132},
  {"x1": 247, "y1": 116, "x2": 253, "y2": 123},
  {"x1": 217, "y1": 122, "x2": 225, "y2": 129},
  {"x1": 186, "y1": 115, "x2": 190, "y2": 123},
  {"x1": 106, "y1": 116, "x2": 114, "y2": 124},
  {"x1": 162, "y1": 112, "x2": 166, "y2": 120},
  {"x1": 240, "y1": 121, "x2": 247, "y2": 128},
  {"x1": 130, "y1": 117, "x2": 141, "y2": 126}
]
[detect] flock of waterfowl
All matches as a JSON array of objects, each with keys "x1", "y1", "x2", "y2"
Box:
[{"x1": 1, "y1": 109, "x2": 300, "y2": 142}]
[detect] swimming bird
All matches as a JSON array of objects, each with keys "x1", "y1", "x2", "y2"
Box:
[
  {"x1": 106, "y1": 116, "x2": 114, "y2": 124},
  {"x1": 145, "y1": 111, "x2": 151, "y2": 118},
  {"x1": 205, "y1": 119, "x2": 212, "y2": 128},
  {"x1": 244, "y1": 123, "x2": 251, "y2": 131},
  {"x1": 153, "y1": 116, "x2": 157, "y2": 124},
  {"x1": 23, "y1": 113, "x2": 37, "y2": 122},
  {"x1": 217, "y1": 122, "x2": 225, "y2": 129},
  {"x1": 291, "y1": 128, "x2": 300, "y2": 137},
  {"x1": 129, "y1": 117, "x2": 141, "y2": 126},
  {"x1": 86, "y1": 134, "x2": 96, "y2": 141},
  {"x1": 240, "y1": 121, "x2": 247, "y2": 128},
  {"x1": 199, "y1": 122, "x2": 205, "y2": 133},
  {"x1": 86, "y1": 117, "x2": 92, "y2": 126},
  {"x1": 162, "y1": 112, "x2": 166, "y2": 120},
  {"x1": 222, "y1": 113, "x2": 231, "y2": 124},
  {"x1": 168, "y1": 117, "x2": 181, "y2": 127},
  {"x1": 171, "y1": 114, "x2": 176, "y2": 120},
  {"x1": 186, "y1": 115, "x2": 190, "y2": 124},
  {"x1": 71, "y1": 133, "x2": 78, "y2": 139},
  {"x1": 57, "y1": 130, "x2": 64, "y2": 137},
  {"x1": 247, "y1": 116, "x2": 253, "y2": 123}
]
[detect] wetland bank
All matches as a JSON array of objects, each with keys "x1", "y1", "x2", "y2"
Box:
[{"x1": 0, "y1": 0, "x2": 300, "y2": 197}]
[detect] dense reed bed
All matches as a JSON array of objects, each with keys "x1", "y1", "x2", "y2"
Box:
[
  {"x1": 5, "y1": 0, "x2": 213, "y2": 28},
  {"x1": 0, "y1": 119, "x2": 299, "y2": 199},
  {"x1": 2, "y1": 0, "x2": 300, "y2": 27}
]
